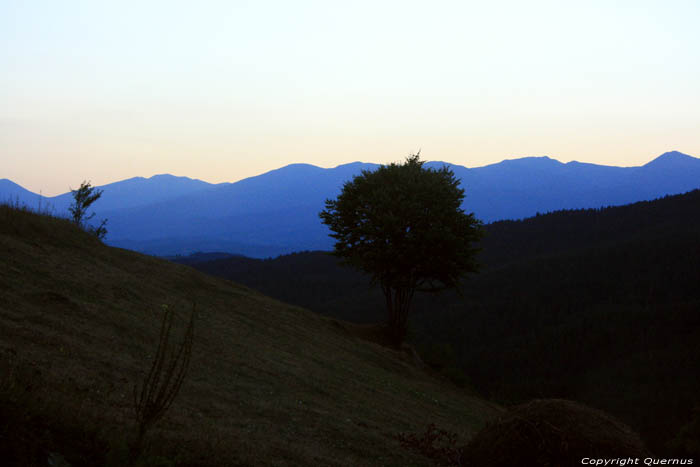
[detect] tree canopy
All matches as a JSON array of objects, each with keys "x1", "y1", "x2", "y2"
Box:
[{"x1": 319, "y1": 154, "x2": 483, "y2": 345}]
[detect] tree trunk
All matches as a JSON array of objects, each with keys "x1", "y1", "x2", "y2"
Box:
[{"x1": 381, "y1": 283, "x2": 415, "y2": 347}]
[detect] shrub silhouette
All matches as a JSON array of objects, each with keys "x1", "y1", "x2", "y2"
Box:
[
  {"x1": 396, "y1": 423, "x2": 462, "y2": 466},
  {"x1": 69, "y1": 180, "x2": 107, "y2": 239},
  {"x1": 461, "y1": 399, "x2": 651, "y2": 466}
]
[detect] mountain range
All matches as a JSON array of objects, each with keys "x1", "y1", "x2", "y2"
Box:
[{"x1": 2, "y1": 150, "x2": 700, "y2": 257}]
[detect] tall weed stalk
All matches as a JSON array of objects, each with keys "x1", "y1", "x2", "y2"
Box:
[{"x1": 131, "y1": 304, "x2": 195, "y2": 463}]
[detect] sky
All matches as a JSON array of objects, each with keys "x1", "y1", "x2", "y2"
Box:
[{"x1": 2, "y1": 0, "x2": 699, "y2": 196}]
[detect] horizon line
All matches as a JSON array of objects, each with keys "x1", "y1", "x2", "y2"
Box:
[{"x1": 4, "y1": 150, "x2": 695, "y2": 197}]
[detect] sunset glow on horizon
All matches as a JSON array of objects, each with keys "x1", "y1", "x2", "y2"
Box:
[{"x1": 2, "y1": 0, "x2": 699, "y2": 196}]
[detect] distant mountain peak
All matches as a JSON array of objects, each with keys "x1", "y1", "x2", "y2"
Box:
[
  {"x1": 509, "y1": 155, "x2": 557, "y2": 162},
  {"x1": 334, "y1": 161, "x2": 371, "y2": 169},
  {"x1": 484, "y1": 155, "x2": 564, "y2": 170},
  {"x1": 277, "y1": 163, "x2": 323, "y2": 171},
  {"x1": 644, "y1": 151, "x2": 698, "y2": 168},
  {"x1": 1, "y1": 178, "x2": 21, "y2": 186},
  {"x1": 0, "y1": 179, "x2": 32, "y2": 192},
  {"x1": 149, "y1": 174, "x2": 194, "y2": 181},
  {"x1": 254, "y1": 163, "x2": 325, "y2": 179}
]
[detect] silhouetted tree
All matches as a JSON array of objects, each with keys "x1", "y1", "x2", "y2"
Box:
[
  {"x1": 69, "y1": 181, "x2": 107, "y2": 239},
  {"x1": 320, "y1": 153, "x2": 483, "y2": 346}
]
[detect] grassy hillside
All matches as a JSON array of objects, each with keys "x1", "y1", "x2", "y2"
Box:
[{"x1": 0, "y1": 204, "x2": 498, "y2": 466}]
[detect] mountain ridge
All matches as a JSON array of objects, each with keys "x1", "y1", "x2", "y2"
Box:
[
  {"x1": 10, "y1": 152, "x2": 698, "y2": 200},
  {"x1": 3, "y1": 151, "x2": 699, "y2": 257}
]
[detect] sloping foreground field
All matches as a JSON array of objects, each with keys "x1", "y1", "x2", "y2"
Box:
[{"x1": 0, "y1": 205, "x2": 498, "y2": 466}]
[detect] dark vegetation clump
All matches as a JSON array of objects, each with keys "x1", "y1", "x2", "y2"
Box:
[
  {"x1": 461, "y1": 399, "x2": 651, "y2": 467},
  {"x1": 667, "y1": 405, "x2": 700, "y2": 457},
  {"x1": 395, "y1": 423, "x2": 462, "y2": 466}
]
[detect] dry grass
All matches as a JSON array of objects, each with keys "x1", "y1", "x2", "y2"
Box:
[{"x1": 0, "y1": 204, "x2": 499, "y2": 466}]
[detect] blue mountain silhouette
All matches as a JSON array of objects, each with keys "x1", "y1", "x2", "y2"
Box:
[{"x1": 3, "y1": 151, "x2": 699, "y2": 257}]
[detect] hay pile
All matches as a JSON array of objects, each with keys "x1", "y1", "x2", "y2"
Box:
[{"x1": 462, "y1": 399, "x2": 651, "y2": 466}]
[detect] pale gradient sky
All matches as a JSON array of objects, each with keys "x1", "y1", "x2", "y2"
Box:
[{"x1": 2, "y1": 0, "x2": 699, "y2": 195}]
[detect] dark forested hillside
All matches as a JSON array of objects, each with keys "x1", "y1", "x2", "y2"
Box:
[
  {"x1": 479, "y1": 188, "x2": 700, "y2": 268},
  {"x1": 173, "y1": 189, "x2": 700, "y2": 455}
]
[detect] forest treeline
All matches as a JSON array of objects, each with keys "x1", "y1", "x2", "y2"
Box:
[{"x1": 174, "y1": 189, "x2": 700, "y2": 455}]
